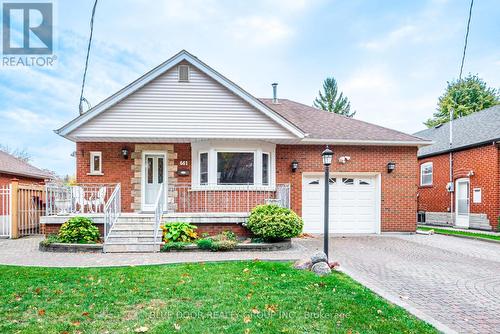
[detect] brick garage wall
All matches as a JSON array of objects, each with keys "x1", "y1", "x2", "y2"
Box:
[
  {"x1": 417, "y1": 144, "x2": 500, "y2": 230},
  {"x1": 276, "y1": 145, "x2": 418, "y2": 232}
]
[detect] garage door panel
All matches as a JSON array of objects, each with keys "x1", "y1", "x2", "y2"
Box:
[{"x1": 302, "y1": 175, "x2": 379, "y2": 234}]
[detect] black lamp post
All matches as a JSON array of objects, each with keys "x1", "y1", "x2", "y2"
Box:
[{"x1": 321, "y1": 146, "x2": 334, "y2": 259}]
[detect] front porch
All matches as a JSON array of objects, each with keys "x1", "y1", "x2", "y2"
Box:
[{"x1": 42, "y1": 182, "x2": 290, "y2": 252}]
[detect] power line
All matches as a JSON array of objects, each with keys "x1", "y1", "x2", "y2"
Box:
[
  {"x1": 79, "y1": 0, "x2": 98, "y2": 115},
  {"x1": 458, "y1": 0, "x2": 474, "y2": 81}
]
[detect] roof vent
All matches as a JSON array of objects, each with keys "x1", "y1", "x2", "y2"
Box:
[
  {"x1": 272, "y1": 83, "x2": 278, "y2": 104},
  {"x1": 178, "y1": 65, "x2": 189, "y2": 82}
]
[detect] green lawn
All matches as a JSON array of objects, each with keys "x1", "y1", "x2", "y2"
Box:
[
  {"x1": 0, "y1": 261, "x2": 436, "y2": 334},
  {"x1": 419, "y1": 226, "x2": 500, "y2": 241}
]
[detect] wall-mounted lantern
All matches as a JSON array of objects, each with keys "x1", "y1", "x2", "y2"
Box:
[
  {"x1": 387, "y1": 161, "x2": 396, "y2": 173},
  {"x1": 291, "y1": 160, "x2": 299, "y2": 172},
  {"x1": 121, "y1": 148, "x2": 130, "y2": 159}
]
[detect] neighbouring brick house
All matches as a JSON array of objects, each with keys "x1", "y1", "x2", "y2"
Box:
[
  {"x1": 415, "y1": 105, "x2": 500, "y2": 231},
  {"x1": 0, "y1": 150, "x2": 52, "y2": 186},
  {"x1": 46, "y1": 50, "x2": 430, "y2": 252}
]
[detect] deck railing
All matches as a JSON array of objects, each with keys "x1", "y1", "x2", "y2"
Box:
[
  {"x1": 45, "y1": 183, "x2": 117, "y2": 215},
  {"x1": 153, "y1": 182, "x2": 165, "y2": 251},
  {"x1": 167, "y1": 183, "x2": 290, "y2": 213},
  {"x1": 104, "y1": 184, "x2": 121, "y2": 240}
]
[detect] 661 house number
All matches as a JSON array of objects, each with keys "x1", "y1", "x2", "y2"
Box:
[{"x1": 179, "y1": 160, "x2": 189, "y2": 166}]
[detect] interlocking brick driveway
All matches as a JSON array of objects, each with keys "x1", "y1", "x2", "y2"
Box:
[{"x1": 300, "y1": 234, "x2": 500, "y2": 334}]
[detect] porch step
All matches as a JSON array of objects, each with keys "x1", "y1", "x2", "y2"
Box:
[
  {"x1": 106, "y1": 235, "x2": 161, "y2": 243},
  {"x1": 104, "y1": 218, "x2": 162, "y2": 253}
]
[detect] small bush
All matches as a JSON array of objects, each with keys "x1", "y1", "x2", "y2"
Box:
[
  {"x1": 40, "y1": 234, "x2": 61, "y2": 246},
  {"x1": 161, "y1": 222, "x2": 198, "y2": 243},
  {"x1": 196, "y1": 238, "x2": 213, "y2": 250},
  {"x1": 247, "y1": 204, "x2": 303, "y2": 241},
  {"x1": 57, "y1": 216, "x2": 100, "y2": 244},
  {"x1": 211, "y1": 239, "x2": 237, "y2": 251},
  {"x1": 221, "y1": 230, "x2": 237, "y2": 241},
  {"x1": 161, "y1": 241, "x2": 191, "y2": 252}
]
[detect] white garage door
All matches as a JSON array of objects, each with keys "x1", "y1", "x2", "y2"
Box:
[{"x1": 302, "y1": 175, "x2": 379, "y2": 234}]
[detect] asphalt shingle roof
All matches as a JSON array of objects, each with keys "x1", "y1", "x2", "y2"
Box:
[
  {"x1": 260, "y1": 98, "x2": 428, "y2": 143},
  {"x1": 414, "y1": 105, "x2": 500, "y2": 157},
  {"x1": 0, "y1": 150, "x2": 52, "y2": 179}
]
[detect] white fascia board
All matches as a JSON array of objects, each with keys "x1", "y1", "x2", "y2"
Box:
[
  {"x1": 56, "y1": 50, "x2": 304, "y2": 139},
  {"x1": 300, "y1": 138, "x2": 434, "y2": 147}
]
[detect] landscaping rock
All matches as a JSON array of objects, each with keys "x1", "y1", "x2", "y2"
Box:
[
  {"x1": 311, "y1": 262, "x2": 331, "y2": 276},
  {"x1": 293, "y1": 260, "x2": 312, "y2": 270},
  {"x1": 310, "y1": 251, "x2": 328, "y2": 264}
]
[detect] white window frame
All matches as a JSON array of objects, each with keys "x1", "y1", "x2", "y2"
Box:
[
  {"x1": 262, "y1": 152, "x2": 270, "y2": 186},
  {"x1": 420, "y1": 162, "x2": 433, "y2": 186},
  {"x1": 88, "y1": 151, "x2": 103, "y2": 175},
  {"x1": 178, "y1": 64, "x2": 190, "y2": 82},
  {"x1": 191, "y1": 141, "x2": 276, "y2": 190},
  {"x1": 199, "y1": 151, "x2": 209, "y2": 185}
]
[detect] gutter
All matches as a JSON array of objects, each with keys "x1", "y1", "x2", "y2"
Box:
[
  {"x1": 300, "y1": 138, "x2": 433, "y2": 147},
  {"x1": 418, "y1": 139, "x2": 500, "y2": 159}
]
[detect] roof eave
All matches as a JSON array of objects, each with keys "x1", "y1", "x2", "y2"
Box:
[
  {"x1": 300, "y1": 138, "x2": 434, "y2": 147},
  {"x1": 418, "y1": 139, "x2": 500, "y2": 158}
]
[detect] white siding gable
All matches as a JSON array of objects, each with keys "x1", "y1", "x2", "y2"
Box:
[{"x1": 70, "y1": 62, "x2": 296, "y2": 141}]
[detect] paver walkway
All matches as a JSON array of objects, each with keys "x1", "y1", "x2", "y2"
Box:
[{"x1": 2, "y1": 234, "x2": 499, "y2": 333}]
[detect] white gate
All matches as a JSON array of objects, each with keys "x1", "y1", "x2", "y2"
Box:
[{"x1": 0, "y1": 185, "x2": 11, "y2": 238}]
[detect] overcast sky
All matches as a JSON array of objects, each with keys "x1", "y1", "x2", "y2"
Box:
[{"x1": 0, "y1": 0, "x2": 499, "y2": 176}]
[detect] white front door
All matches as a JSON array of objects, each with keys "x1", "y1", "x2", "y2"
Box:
[
  {"x1": 455, "y1": 178, "x2": 470, "y2": 228},
  {"x1": 302, "y1": 175, "x2": 379, "y2": 234},
  {"x1": 142, "y1": 153, "x2": 166, "y2": 211}
]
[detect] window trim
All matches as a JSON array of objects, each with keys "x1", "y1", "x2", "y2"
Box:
[
  {"x1": 178, "y1": 64, "x2": 190, "y2": 82},
  {"x1": 191, "y1": 141, "x2": 275, "y2": 190},
  {"x1": 420, "y1": 162, "x2": 433, "y2": 186},
  {"x1": 199, "y1": 152, "x2": 209, "y2": 185},
  {"x1": 88, "y1": 151, "x2": 103, "y2": 175},
  {"x1": 262, "y1": 152, "x2": 270, "y2": 186}
]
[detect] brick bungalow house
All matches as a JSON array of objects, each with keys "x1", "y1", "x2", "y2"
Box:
[
  {"x1": 0, "y1": 150, "x2": 52, "y2": 185},
  {"x1": 45, "y1": 50, "x2": 430, "y2": 252},
  {"x1": 415, "y1": 105, "x2": 500, "y2": 231}
]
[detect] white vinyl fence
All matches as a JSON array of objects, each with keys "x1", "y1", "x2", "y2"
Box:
[{"x1": 0, "y1": 185, "x2": 11, "y2": 237}]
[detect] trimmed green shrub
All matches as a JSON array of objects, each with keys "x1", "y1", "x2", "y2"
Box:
[
  {"x1": 161, "y1": 241, "x2": 191, "y2": 252},
  {"x1": 57, "y1": 216, "x2": 100, "y2": 244},
  {"x1": 196, "y1": 238, "x2": 214, "y2": 250},
  {"x1": 221, "y1": 230, "x2": 237, "y2": 241},
  {"x1": 247, "y1": 204, "x2": 303, "y2": 241},
  {"x1": 161, "y1": 222, "x2": 198, "y2": 243}
]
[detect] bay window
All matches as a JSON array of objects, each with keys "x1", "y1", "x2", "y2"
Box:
[
  {"x1": 217, "y1": 152, "x2": 254, "y2": 184},
  {"x1": 192, "y1": 141, "x2": 275, "y2": 188}
]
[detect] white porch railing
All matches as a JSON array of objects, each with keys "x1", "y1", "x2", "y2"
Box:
[
  {"x1": 167, "y1": 183, "x2": 290, "y2": 213},
  {"x1": 45, "y1": 183, "x2": 117, "y2": 215},
  {"x1": 153, "y1": 182, "x2": 165, "y2": 251},
  {"x1": 0, "y1": 185, "x2": 11, "y2": 238},
  {"x1": 104, "y1": 184, "x2": 121, "y2": 240}
]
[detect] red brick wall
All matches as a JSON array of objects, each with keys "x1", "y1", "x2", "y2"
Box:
[
  {"x1": 417, "y1": 144, "x2": 500, "y2": 230},
  {"x1": 0, "y1": 173, "x2": 45, "y2": 186},
  {"x1": 76, "y1": 142, "x2": 135, "y2": 212},
  {"x1": 76, "y1": 142, "x2": 192, "y2": 212},
  {"x1": 76, "y1": 142, "x2": 419, "y2": 232},
  {"x1": 276, "y1": 145, "x2": 418, "y2": 232}
]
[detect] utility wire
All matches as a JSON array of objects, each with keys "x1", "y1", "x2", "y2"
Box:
[
  {"x1": 458, "y1": 0, "x2": 474, "y2": 81},
  {"x1": 79, "y1": 0, "x2": 98, "y2": 115}
]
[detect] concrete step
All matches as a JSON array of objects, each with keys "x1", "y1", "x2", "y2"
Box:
[
  {"x1": 117, "y1": 215, "x2": 155, "y2": 223},
  {"x1": 106, "y1": 235, "x2": 161, "y2": 243},
  {"x1": 111, "y1": 229, "x2": 161, "y2": 236},
  {"x1": 103, "y1": 242, "x2": 160, "y2": 253},
  {"x1": 112, "y1": 223, "x2": 157, "y2": 230}
]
